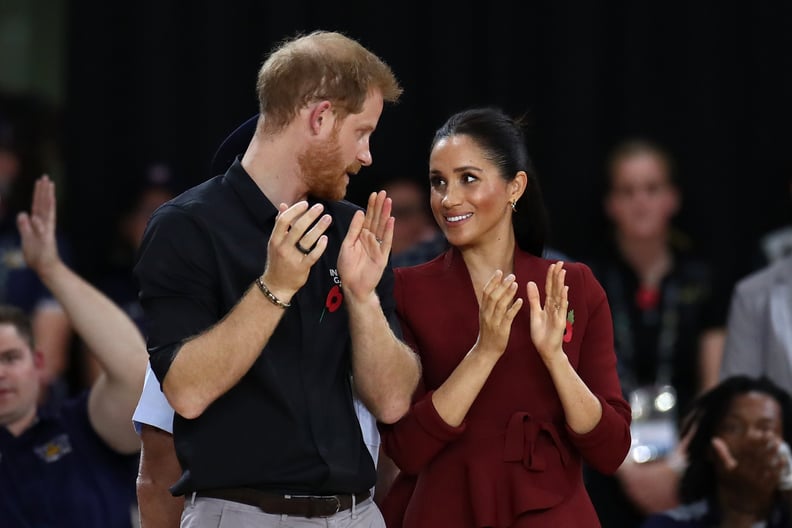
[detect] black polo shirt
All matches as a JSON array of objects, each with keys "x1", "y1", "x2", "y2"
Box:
[{"x1": 134, "y1": 159, "x2": 395, "y2": 495}]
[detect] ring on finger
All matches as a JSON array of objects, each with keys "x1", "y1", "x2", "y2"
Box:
[{"x1": 295, "y1": 241, "x2": 312, "y2": 255}]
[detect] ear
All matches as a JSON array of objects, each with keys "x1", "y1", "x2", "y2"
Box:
[
  {"x1": 308, "y1": 100, "x2": 334, "y2": 136},
  {"x1": 509, "y1": 171, "x2": 528, "y2": 203}
]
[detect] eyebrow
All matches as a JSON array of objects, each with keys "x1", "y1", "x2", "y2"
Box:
[{"x1": 429, "y1": 165, "x2": 484, "y2": 175}]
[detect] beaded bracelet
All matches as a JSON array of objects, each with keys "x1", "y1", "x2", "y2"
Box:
[{"x1": 255, "y1": 277, "x2": 291, "y2": 309}]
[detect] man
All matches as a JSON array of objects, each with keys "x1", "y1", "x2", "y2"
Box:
[
  {"x1": 134, "y1": 30, "x2": 420, "y2": 526},
  {"x1": 0, "y1": 175, "x2": 148, "y2": 526},
  {"x1": 719, "y1": 254, "x2": 792, "y2": 390}
]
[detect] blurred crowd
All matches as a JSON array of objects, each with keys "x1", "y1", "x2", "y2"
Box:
[{"x1": 1, "y1": 84, "x2": 791, "y2": 528}]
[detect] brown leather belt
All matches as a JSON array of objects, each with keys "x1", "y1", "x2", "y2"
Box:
[{"x1": 197, "y1": 487, "x2": 371, "y2": 518}]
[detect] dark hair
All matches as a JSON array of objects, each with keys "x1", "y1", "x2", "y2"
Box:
[
  {"x1": 606, "y1": 138, "x2": 677, "y2": 191},
  {"x1": 679, "y1": 375, "x2": 792, "y2": 502},
  {"x1": 0, "y1": 304, "x2": 34, "y2": 349},
  {"x1": 431, "y1": 108, "x2": 548, "y2": 256}
]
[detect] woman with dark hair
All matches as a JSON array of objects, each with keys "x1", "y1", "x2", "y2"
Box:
[
  {"x1": 642, "y1": 376, "x2": 792, "y2": 527},
  {"x1": 378, "y1": 108, "x2": 631, "y2": 527}
]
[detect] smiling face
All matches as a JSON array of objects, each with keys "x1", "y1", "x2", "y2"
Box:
[
  {"x1": 0, "y1": 323, "x2": 40, "y2": 436},
  {"x1": 428, "y1": 134, "x2": 522, "y2": 250},
  {"x1": 606, "y1": 151, "x2": 679, "y2": 241},
  {"x1": 299, "y1": 89, "x2": 384, "y2": 201}
]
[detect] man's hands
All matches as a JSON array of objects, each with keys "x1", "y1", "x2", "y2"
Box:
[
  {"x1": 17, "y1": 175, "x2": 61, "y2": 278},
  {"x1": 338, "y1": 191, "x2": 394, "y2": 303},
  {"x1": 261, "y1": 201, "x2": 332, "y2": 301}
]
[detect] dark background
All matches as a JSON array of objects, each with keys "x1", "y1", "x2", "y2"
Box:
[{"x1": 61, "y1": 1, "x2": 792, "y2": 288}]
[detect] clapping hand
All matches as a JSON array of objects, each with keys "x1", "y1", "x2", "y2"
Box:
[
  {"x1": 474, "y1": 270, "x2": 524, "y2": 358},
  {"x1": 526, "y1": 261, "x2": 568, "y2": 364},
  {"x1": 262, "y1": 201, "x2": 332, "y2": 300},
  {"x1": 338, "y1": 191, "x2": 394, "y2": 302}
]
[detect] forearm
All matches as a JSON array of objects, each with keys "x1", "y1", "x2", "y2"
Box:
[
  {"x1": 544, "y1": 350, "x2": 602, "y2": 434},
  {"x1": 431, "y1": 345, "x2": 499, "y2": 427},
  {"x1": 137, "y1": 425, "x2": 184, "y2": 527},
  {"x1": 163, "y1": 281, "x2": 288, "y2": 419},
  {"x1": 37, "y1": 260, "x2": 146, "y2": 386},
  {"x1": 347, "y1": 293, "x2": 420, "y2": 424}
]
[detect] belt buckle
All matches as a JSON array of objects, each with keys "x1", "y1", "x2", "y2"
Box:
[{"x1": 329, "y1": 495, "x2": 341, "y2": 515}]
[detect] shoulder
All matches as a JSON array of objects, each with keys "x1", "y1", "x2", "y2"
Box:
[
  {"x1": 150, "y1": 176, "x2": 226, "y2": 221},
  {"x1": 735, "y1": 255, "x2": 792, "y2": 297},
  {"x1": 143, "y1": 177, "x2": 234, "y2": 242}
]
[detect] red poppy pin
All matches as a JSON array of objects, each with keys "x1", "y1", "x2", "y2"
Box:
[
  {"x1": 563, "y1": 309, "x2": 575, "y2": 343},
  {"x1": 320, "y1": 284, "x2": 344, "y2": 322}
]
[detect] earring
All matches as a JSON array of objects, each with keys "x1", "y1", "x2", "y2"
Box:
[{"x1": 510, "y1": 200, "x2": 517, "y2": 212}]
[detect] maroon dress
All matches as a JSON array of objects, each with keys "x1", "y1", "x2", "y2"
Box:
[{"x1": 379, "y1": 248, "x2": 631, "y2": 528}]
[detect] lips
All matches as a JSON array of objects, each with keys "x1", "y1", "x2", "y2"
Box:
[{"x1": 445, "y1": 213, "x2": 473, "y2": 223}]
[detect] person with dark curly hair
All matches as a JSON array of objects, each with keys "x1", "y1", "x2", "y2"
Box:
[{"x1": 642, "y1": 375, "x2": 792, "y2": 528}]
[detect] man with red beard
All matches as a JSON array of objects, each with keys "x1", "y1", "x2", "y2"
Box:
[{"x1": 133, "y1": 31, "x2": 420, "y2": 527}]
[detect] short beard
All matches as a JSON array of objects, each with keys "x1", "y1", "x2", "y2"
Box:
[{"x1": 298, "y1": 127, "x2": 357, "y2": 202}]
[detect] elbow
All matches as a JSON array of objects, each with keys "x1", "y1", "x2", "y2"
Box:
[
  {"x1": 593, "y1": 435, "x2": 633, "y2": 475},
  {"x1": 375, "y1": 396, "x2": 411, "y2": 425},
  {"x1": 163, "y1": 383, "x2": 208, "y2": 420},
  {"x1": 168, "y1": 396, "x2": 206, "y2": 420}
]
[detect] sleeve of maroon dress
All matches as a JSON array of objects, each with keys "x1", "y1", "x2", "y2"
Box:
[
  {"x1": 563, "y1": 263, "x2": 632, "y2": 474},
  {"x1": 378, "y1": 268, "x2": 467, "y2": 476}
]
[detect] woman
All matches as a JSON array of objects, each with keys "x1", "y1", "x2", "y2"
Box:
[
  {"x1": 642, "y1": 376, "x2": 792, "y2": 527},
  {"x1": 378, "y1": 108, "x2": 631, "y2": 527},
  {"x1": 584, "y1": 140, "x2": 727, "y2": 527}
]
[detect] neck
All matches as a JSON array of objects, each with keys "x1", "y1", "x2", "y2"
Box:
[
  {"x1": 459, "y1": 229, "x2": 517, "y2": 292},
  {"x1": 240, "y1": 129, "x2": 309, "y2": 206},
  {"x1": 616, "y1": 233, "x2": 672, "y2": 287},
  {"x1": 6, "y1": 405, "x2": 37, "y2": 437}
]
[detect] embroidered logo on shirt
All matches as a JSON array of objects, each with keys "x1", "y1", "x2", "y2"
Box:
[
  {"x1": 320, "y1": 269, "x2": 344, "y2": 322},
  {"x1": 34, "y1": 433, "x2": 72, "y2": 463},
  {"x1": 2, "y1": 248, "x2": 27, "y2": 270},
  {"x1": 563, "y1": 309, "x2": 575, "y2": 343}
]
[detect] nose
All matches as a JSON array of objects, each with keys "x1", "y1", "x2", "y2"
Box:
[
  {"x1": 441, "y1": 182, "x2": 461, "y2": 208},
  {"x1": 357, "y1": 140, "x2": 372, "y2": 167}
]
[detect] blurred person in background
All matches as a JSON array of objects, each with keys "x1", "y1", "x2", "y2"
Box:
[
  {"x1": 80, "y1": 165, "x2": 177, "y2": 387},
  {"x1": 754, "y1": 173, "x2": 792, "y2": 269},
  {"x1": 382, "y1": 176, "x2": 442, "y2": 259},
  {"x1": 0, "y1": 96, "x2": 73, "y2": 401},
  {"x1": 0, "y1": 175, "x2": 147, "y2": 526},
  {"x1": 642, "y1": 375, "x2": 792, "y2": 528},
  {"x1": 584, "y1": 139, "x2": 728, "y2": 527}
]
